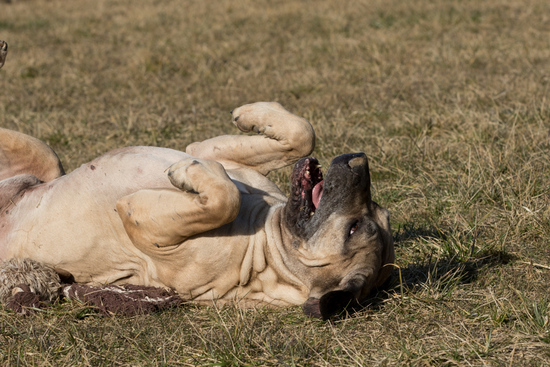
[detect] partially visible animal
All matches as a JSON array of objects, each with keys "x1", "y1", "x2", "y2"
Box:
[{"x1": 0, "y1": 40, "x2": 7, "y2": 69}]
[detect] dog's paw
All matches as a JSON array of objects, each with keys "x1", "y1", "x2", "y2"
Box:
[
  {"x1": 231, "y1": 102, "x2": 289, "y2": 134},
  {"x1": 167, "y1": 158, "x2": 200, "y2": 192},
  {"x1": 167, "y1": 158, "x2": 228, "y2": 193}
]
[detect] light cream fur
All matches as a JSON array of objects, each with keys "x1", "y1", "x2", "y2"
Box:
[{"x1": 0, "y1": 128, "x2": 65, "y2": 182}]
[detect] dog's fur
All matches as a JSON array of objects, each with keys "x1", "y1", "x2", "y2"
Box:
[{"x1": 0, "y1": 42, "x2": 393, "y2": 318}]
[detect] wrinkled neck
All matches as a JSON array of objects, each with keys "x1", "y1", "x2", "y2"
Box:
[{"x1": 263, "y1": 205, "x2": 309, "y2": 292}]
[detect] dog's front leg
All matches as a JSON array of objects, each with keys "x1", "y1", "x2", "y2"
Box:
[
  {"x1": 186, "y1": 102, "x2": 315, "y2": 175},
  {"x1": 116, "y1": 158, "x2": 240, "y2": 255}
]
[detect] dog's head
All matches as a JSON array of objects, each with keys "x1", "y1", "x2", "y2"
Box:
[{"x1": 283, "y1": 153, "x2": 394, "y2": 319}]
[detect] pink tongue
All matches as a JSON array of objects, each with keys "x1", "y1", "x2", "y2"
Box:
[{"x1": 312, "y1": 180, "x2": 324, "y2": 208}]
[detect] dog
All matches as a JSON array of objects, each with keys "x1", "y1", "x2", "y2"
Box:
[{"x1": 0, "y1": 45, "x2": 394, "y2": 319}]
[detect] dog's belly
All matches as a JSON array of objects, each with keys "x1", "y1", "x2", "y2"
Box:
[
  {"x1": 0, "y1": 147, "x2": 189, "y2": 281},
  {"x1": 0, "y1": 146, "x2": 287, "y2": 295}
]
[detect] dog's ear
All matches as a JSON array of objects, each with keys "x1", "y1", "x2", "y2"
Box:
[
  {"x1": 319, "y1": 290, "x2": 357, "y2": 319},
  {"x1": 302, "y1": 274, "x2": 367, "y2": 319},
  {"x1": 302, "y1": 297, "x2": 322, "y2": 318},
  {"x1": 302, "y1": 291, "x2": 358, "y2": 320}
]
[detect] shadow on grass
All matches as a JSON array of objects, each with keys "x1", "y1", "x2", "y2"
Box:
[
  {"x1": 331, "y1": 224, "x2": 518, "y2": 320},
  {"x1": 392, "y1": 222, "x2": 517, "y2": 287}
]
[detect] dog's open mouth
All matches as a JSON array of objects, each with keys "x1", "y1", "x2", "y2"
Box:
[{"x1": 290, "y1": 157, "x2": 324, "y2": 219}]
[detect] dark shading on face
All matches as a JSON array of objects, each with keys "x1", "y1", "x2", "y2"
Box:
[{"x1": 284, "y1": 153, "x2": 394, "y2": 319}]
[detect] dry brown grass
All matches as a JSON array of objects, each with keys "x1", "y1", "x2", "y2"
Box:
[{"x1": 1, "y1": 0, "x2": 550, "y2": 365}]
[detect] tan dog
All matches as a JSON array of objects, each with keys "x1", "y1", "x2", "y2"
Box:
[{"x1": 0, "y1": 46, "x2": 394, "y2": 318}]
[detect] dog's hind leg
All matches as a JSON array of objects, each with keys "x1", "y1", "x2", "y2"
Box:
[
  {"x1": 0, "y1": 175, "x2": 43, "y2": 211},
  {"x1": 186, "y1": 102, "x2": 315, "y2": 175},
  {"x1": 0, "y1": 128, "x2": 65, "y2": 182},
  {"x1": 116, "y1": 158, "x2": 241, "y2": 255}
]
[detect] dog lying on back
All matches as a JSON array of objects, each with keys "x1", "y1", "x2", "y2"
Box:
[{"x1": 0, "y1": 41, "x2": 394, "y2": 318}]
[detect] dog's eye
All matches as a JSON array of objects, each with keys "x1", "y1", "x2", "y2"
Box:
[{"x1": 349, "y1": 222, "x2": 359, "y2": 236}]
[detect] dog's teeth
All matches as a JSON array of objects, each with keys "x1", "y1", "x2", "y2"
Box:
[
  {"x1": 305, "y1": 170, "x2": 310, "y2": 178},
  {"x1": 310, "y1": 211, "x2": 315, "y2": 217}
]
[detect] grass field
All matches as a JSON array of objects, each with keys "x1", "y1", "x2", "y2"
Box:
[{"x1": 1, "y1": 0, "x2": 550, "y2": 365}]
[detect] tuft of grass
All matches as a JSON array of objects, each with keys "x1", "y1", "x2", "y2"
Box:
[{"x1": 1, "y1": 0, "x2": 550, "y2": 365}]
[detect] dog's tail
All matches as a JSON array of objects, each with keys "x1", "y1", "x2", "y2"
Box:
[{"x1": 0, "y1": 128, "x2": 65, "y2": 182}]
